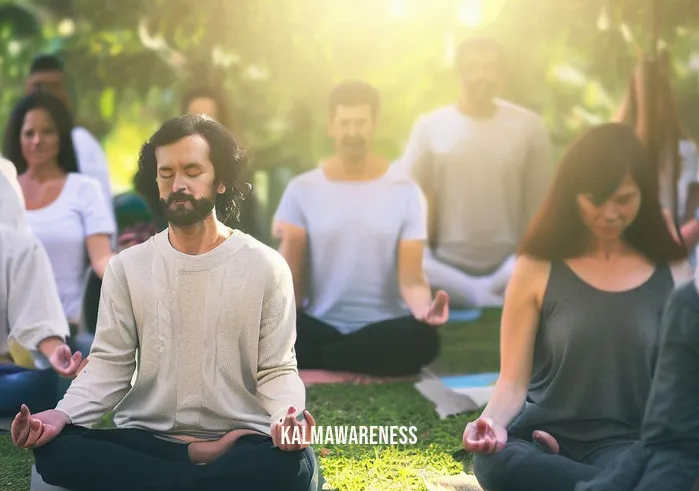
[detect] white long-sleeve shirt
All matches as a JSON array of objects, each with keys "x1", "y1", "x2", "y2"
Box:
[
  {"x1": 0, "y1": 166, "x2": 69, "y2": 361},
  {"x1": 56, "y1": 229, "x2": 305, "y2": 440}
]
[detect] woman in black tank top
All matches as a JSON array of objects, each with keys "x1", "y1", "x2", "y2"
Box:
[
  {"x1": 462, "y1": 123, "x2": 691, "y2": 491},
  {"x1": 577, "y1": 277, "x2": 699, "y2": 490}
]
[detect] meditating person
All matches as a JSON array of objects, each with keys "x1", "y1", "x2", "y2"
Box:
[
  {"x1": 397, "y1": 37, "x2": 553, "y2": 308},
  {"x1": 11, "y1": 115, "x2": 317, "y2": 491},
  {"x1": 3, "y1": 92, "x2": 116, "y2": 332},
  {"x1": 135, "y1": 86, "x2": 263, "y2": 239},
  {"x1": 461, "y1": 123, "x2": 692, "y2": 491},
  {"x1": 575, "y1": 271, "x2": 699, "y2": 490},
  {"x1": 1, "y1": 166, "x2": 87, "y2": 417},
  {"x1": 26, "y1": 54, "x2": 114, "y2": 212},
  {"x1": 273, "y1": 80, "x2": 447, "y2": 378}
]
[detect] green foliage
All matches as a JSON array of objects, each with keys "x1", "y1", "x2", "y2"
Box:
[{"x1": 1, "y1": 0, "x2": 699, "y2": 192}]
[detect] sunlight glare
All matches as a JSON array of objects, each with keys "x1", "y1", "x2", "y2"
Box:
[
  {"x1": 458, "y1": 0, "x2": 484, "y2": 28},
  {"x1": 389, "y1": 0, "x2": 408, "y2": 19}
]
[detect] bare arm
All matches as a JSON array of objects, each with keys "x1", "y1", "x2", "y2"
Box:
[
  {"x1": 680, "y1": 219, "x2": 699, "y2": 250},
  {"x1": 272, "y1": 221, "x2": 307, "y2": 309},
  {"x1": 37, "y1": 337, "x2": 64, "y2": 359},
  {"x1": 86, "y1": 234, "x2": 115, "y2": 279},
  {"x1": 398, "y1": 240, "x2": 433, "y2": 318},
  {"x1": 81, "y1": 177, "x2": 116, "y2": 278},
  {"x1": 479, "y1": 256, "x2": 548, "y2": 428}
]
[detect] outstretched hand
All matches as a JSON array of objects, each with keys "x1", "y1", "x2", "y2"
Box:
[
  {"x1": 49, "y1": 344, "x2": 88, "y2": 378},
  {"x1": 271, "y1": 406, "x2": 316, "y2": 451},
  {"x1": 418, "y1": 290, "x2": 449, "y2": 326},
  {"x1": 11, "y1": 405, "x2": 68, "y2": 449}
]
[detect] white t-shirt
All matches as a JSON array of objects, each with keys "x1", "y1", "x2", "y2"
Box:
[
  {"x1": 26, "y1": 173, "x2": 116, "y2": 322},
  {"x1": 396, "y1": 100, "x2": 553, "y2": 275},
  {"x1": 274, "y1": 166, "x2": 427, "y2": 333},
  {"x1": 72, "y1": 127, "x2": 114, "y2": 214}
]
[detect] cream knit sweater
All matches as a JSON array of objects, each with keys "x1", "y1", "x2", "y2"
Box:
[{"x1": 56, "y1": 229, "x2": 305, "y2": 440}]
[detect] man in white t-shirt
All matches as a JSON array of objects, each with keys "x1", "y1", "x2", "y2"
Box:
[
  {"x1": 397, "y1": 37, "x2": 553, "y2": 308},
  {"x1": 26, "y1": 54, "x2": 114, "y2": 214},
  {"x1": 273, "y1": 80, "x2": 448, "y2": 377}
]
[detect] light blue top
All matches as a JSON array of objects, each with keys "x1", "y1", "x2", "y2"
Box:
[{"x1": 274, "y1": 166, "x2": 427, "y2": 333}]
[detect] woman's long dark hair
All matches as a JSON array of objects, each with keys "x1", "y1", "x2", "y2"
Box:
[
  {"x1": 615, "y1": 52, "x2": 693, "y2": 203},
  {"x1": 518, "y1": 123, "x2": 687, "y2": 263},
  {"x1": 3, "y1": 92, "x2": 78, "y2": 175}
]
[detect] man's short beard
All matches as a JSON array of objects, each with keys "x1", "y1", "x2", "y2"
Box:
[{"x1": 160, "y1": 189, "x2": 216, "y2": 227}]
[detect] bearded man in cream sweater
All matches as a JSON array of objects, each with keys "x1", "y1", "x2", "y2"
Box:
[{"x1": 11, "y1": 115, "x2": 317, "y2": 491}]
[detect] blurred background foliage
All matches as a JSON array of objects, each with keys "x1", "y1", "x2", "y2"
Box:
[{"x1": 1, "y1": 0, "x2": 699, "y2": 223}]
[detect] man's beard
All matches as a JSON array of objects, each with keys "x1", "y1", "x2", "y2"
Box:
[
  {"x1": 341, "y1": 136, "x2": 367, "y2": 162},
  {"x1": 160, "y1": 190, "x2": 216, "y2": 227},
  {"x1": 464, "y1": 78, "x2": 496, "y2": 104}
]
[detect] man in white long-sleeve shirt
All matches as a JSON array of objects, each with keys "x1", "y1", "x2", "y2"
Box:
[{"x1": 11, "y1": 115, "x2": 317, "y2": 491}]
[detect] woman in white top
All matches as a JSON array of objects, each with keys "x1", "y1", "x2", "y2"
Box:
[{"x1": 2, "y1": 92, "x2": 116, "y2": 326}]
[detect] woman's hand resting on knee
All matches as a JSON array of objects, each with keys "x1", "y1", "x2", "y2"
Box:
[
  {"x1": 462, "y1": 417, "x2": 507, "y2": 454},
  {"x1": 11, "y1": 404, "x2": 69, "y2": 449}
]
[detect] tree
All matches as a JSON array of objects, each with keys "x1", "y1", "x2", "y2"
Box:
[{"x1": 2, "y1": 0, "x2": 699, "y2": 197}]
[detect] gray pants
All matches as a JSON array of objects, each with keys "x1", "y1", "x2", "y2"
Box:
[
  {"x1": 471, "y1": 437, "x2": 632, "y2": 491},
  {"x1": 576, "y1": 281, "x2": 699, "y2": 491}
]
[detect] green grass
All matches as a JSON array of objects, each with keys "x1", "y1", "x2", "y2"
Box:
[{"x1": 0, "y1": 309, "x2": 501, "y2": 491}]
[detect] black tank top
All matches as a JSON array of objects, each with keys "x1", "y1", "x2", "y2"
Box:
[{"x1": 508, "y1": 260, "x2": 674, "y2": 461}]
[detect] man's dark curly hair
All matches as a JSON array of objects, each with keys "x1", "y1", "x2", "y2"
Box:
[{"x1": 133, "y1": 114, "x2": 251, "y2": 224}]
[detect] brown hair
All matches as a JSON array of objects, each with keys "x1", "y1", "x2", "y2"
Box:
[
  {"x1": 615, "y1": 52, "x2": 693, "y2": 192},
  {"x1": 518, "y1": 123, "x2": 687, "y2": 263}
]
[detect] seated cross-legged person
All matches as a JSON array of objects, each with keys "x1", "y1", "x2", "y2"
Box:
[
  {"x1": 397, "y1": 37, "x2": 554, "y2": 308},
  {"x1": 1, "y1": 167, "x2": 86, "y2": 416},
  {"x1": 11, "y1": 115, "x2": 317, "y2": 491},
  {"x1": 461, "y1": 123, "x2": 692, "y2": 491},
  {"x1": 273, "y1": 81, "x2": 447, "y2": 378}
]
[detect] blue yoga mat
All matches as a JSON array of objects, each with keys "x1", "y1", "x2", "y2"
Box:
[
  {"x1": 447, "y1": 309, "x2": 483, "y2": 323},
  {"x1": 439, "y1": 372, "x2": 499, "y2": 389}
]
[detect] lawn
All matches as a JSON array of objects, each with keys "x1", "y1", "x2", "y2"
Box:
[{"x1": 0, "y1": 309, "x2": 501, "y2": 491}]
